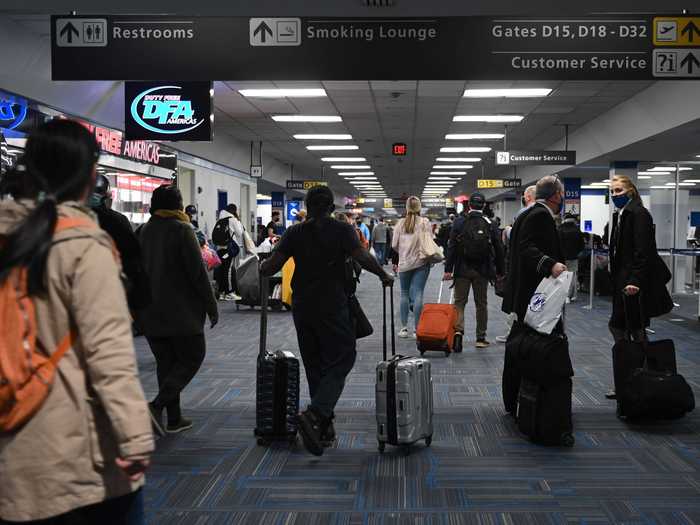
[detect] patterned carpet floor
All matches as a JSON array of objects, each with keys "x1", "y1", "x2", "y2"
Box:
[{"x1": 134, "y1": 269, "x2": 700, "y2": 524}]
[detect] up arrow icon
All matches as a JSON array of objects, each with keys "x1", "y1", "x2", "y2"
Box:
[
  {"x1": 253, "y1": 21, "x2": 273, "y2": 43},
  {"x1": 681, "y1": 20, "x2": 700, "y2": 43},
  {"x1": 59, "y1": 21, "x2": 79, "y2": 43},
  {"x1": 680, "y1": 51, "x2": 700, "y2": 74}
]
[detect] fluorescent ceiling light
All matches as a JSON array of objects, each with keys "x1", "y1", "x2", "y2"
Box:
[
  {"x1": 331, "y1": 165, "x2": 371, "y2": 169},
  {"x1": 294, "y1": 134, "x2": 352, "y2": 140},
  {"x1": 349, "y1": 181, "x2": 380, "y2": 185},
  {"x1": 342, "y1": 177, "x2": 377, "y2": 180},
  {"x1": 683, "y1": 179, "x2": 700, "y2": 182},
  {"x1": 651, "y1": 166, "x2": 692, "y2": 171},
  {"x1": 431, "y1": 165, "x2": 472, "y2": 169},
  {"x1": 322, "y1": 157, "x2": 366, "y2": 162},
  {"x1": 306, "y1": 145, "x2": 359, "y2": 151},
  {"x1": 638, "y1": 171, "x2": 670, "y2": 175},
  {"x1": 272, "y1": 115, "x2": 342, "y2": 122},
  {"x1": 431, "y1": 171, "x2": 467, "y2": 175},
  {"x1": 240, "y1": 88, "x2": 327, "y2": 98},
  {"x1": 440, "y1": 147, "x2": 492, "y2": 153},
  {"x1": 339, "y1": 172, "x2": 374, "y2": 176},
  {"x1": 581, "y1": 185, "x2": 607, "y2": 189},
  {"x1": 428, "y1": 177, "x2": 462, "y2": 180},
  {"x1": 602, "y1": 179, "x2": 611, "y2": 183},
  {"x1": 463, "y1": 88, "x2": 552, "y2": 98},
  {"x1": 665, "y1": 182, "x2": 696, "y2": 186},
  {"x1": 453, "y1": 115, "x2": 524, "y2": 123},
  {"x1": 435, "y1": 157, "x2": 482, "y2": 162},
  {"x1": 445, "y1": 133, "x2": 504, "y2": 140},
  {"x1": 638, "y1": 176, "x2": 652, "y2": 180},
  {"x1": 650, "y1": 185, "x2": 673, "y2": 189},
  {"x1": 591, "y1": 182, "x2": 610, "y2": 186}
]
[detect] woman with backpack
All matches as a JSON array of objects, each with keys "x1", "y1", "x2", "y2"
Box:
[
  {"x1": 0, "y1": 119, "x2": 153, "y2": 524},
  {"x1": 391, "y1": 196, "x2": 433, "y2": 338},
  {"x1": 212, "y1": 204, "x2": 245, "y2": 301}
]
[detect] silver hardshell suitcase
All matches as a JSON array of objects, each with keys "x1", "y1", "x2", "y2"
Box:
[{"x1": 376, "y1": 283, "x2": 433, "y2": 454}]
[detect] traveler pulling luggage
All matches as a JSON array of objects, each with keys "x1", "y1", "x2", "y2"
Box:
[
  {"x1": 255, "y1": 275, "x2": 300, "y2": 446},
  {"x1": 376, "y1": 283, "x2": 434, "y2": 454},
  {"x1": 416, "y1": 280, "x2": 457, "y2": 356},
  {"x1": 613, "y1": 295, "x2": 695, "y2": 420}
]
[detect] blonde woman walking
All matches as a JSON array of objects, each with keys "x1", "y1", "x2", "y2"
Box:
[{"x1": 391, "y1": 196, "x2": 432, "y2": 338}]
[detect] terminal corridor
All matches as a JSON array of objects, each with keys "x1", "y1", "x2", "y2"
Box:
[{"x1": 135, "y1": 272, "x2": 700, "y2": 524}]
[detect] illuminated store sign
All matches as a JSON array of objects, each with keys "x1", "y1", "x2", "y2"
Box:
[
  {"x1": 0, "y1": 94, "x2": 28, "y2": 131},
  {"x1": 125, "y1": 82, "x2": 213, "y2": 141}
]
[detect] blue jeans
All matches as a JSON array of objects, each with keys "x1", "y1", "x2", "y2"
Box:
[
  {"x1": 399, "y1": 264, "x2": 430, "y2": 329},
  {"x1": 373, "y1": 243, "x2": 386, "y2": 264}
]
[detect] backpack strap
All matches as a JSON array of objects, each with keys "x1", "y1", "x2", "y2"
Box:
[{"x1": 48, "y1": 330, "x2": 77, "y2": 367}]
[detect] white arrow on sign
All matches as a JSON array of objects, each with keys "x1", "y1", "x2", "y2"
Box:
[
  {"x1": 56, "y1": 18, "x2": 108, "y2": 47},
  {"x1": 249, "y1": 18, "x2": 302, "y2": 46}
]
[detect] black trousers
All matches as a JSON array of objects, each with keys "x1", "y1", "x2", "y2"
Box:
[
  {"x1": 214, "y1": 250, "x2": 237, "y2": 296},
  {"x1": 146, "y1": 334, "x2": 206, "y2": 424},
  {"x1": 292, "y1": 304, "x2": 357, "y2": 419},
  {"x1": 0, "y1": 490, "x2": 143, "y2": 525}
]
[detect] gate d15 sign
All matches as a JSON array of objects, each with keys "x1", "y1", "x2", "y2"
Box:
[
  {"x1": 51, "y1": 15, "x2": 700, "y2": 81},
  {"x1": 125, "y1": 82, "x2": 213, "y2": 141}
]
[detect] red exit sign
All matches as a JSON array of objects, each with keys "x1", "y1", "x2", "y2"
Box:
[{"x1": 392, "y1": 143, "x2": 407, "y2": 156}]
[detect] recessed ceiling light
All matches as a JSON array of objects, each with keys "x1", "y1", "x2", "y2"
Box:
[
  {"x1": 440, "y1": 147, "x2": 492, "y2": 153},
  {"x1": 349, "y1": 180, "x2": 380, "y2": 184},
  {"x1": 638, "y1": 171, "x2": 671, "y2": 175},
  {"x1": 272, "y1": 115, "x2": 342, "y2": 122},
  {"x1": 331, "y1": 165, "x2": 371, "y2": 170},
  {"x1": 431, "y1": 165, "x2": 473, "y2": 169},
  {"x1": 294, "y1": 134, "x2": 352, "y2": 140},
  {"x1": 684, "y1": 179, "x2": 700, "y2": 182},
  {"x1": 306, "y1": 145, "x2": 359, "y2": 151},
  {"x1": 453, "y1": 115, "x2": 524, "y2": 123},
  {"x1": 340, "y1": 172, "x2": 375, "y2": 176},
  {"x1": 650, "y1": 166, "x2": 692, "y2": 171},
  {"x1": 240, "y1": 88, "x2": 327, "y2": 98},
  {"x1": 428, "y1": 177, "x2": 462, "y2": 180},
  {"x1": 445, "y1": 134, "x2": 504, "y2": 140},
  {"x1": 342, "y1": 176, "x2": 377, "y2": 180},
  {"x1": 321, "y1": 157, "x2": 366, "y2": 162},
  {"x1": 431, "y1": 171, "x2": 467, "y2": 175},
  {"x1": 666, "y1": 182, "x2": 696, "y2": 186},
  {"x1": 581, "y1": 185, "x2": 607, "y2": 189},
  {"x1": 435, "y1": 157, "x2": 482, "y2": 162},
  {"x1": 650, "y1": 186, "x2": 673, "y2": 189},
  {"x1": 638, "y1": 176, "x2": 652, "y2": 180},
  {"x1": 463, "y1": 88, "x2": 552, "y2": 98}
]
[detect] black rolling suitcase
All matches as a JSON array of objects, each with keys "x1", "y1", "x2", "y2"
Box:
[
  {"x1": 517, "y1": 377, "x2": 575, "y2": 447},
  {"x1": 254, "y1": 275, "x2": 300, "y2": 446}
]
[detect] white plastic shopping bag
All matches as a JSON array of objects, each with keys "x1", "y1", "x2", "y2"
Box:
[{"x1": 524, "y1": 271, "x2": 573, "y2": 335}]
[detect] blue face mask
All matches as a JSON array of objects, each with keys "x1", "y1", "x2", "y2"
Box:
[{"x1": 612, "y1": 193, "x2": 630, "y2": 209}]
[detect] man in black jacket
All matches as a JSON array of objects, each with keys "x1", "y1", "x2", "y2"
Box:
[
  {"x1": 90, "y1": 174, "x2": 151, "y2": 312},
  {"x1": 502, "y1": 176, "x2": 567, "y2": 325},
  {"x1": 444, "y1": 193, "x2": 505, "y2": 350},
  {"x1": 559, "y1": 213, "x2": 585, "y2": 301}
]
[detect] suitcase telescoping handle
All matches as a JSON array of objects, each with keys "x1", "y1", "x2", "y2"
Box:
[
  {"x1": 382, "y1": 282, "x2": 396, "y2": 362},
  {"x1": 259, "y1": 273, "x2": 269, "y2": 357},
  {"x1": 437, "y1": 280, "x2": 454, "y2": 305},
  {"x1": 622, "y1": 292, "x2": 648, "y2": 346}
]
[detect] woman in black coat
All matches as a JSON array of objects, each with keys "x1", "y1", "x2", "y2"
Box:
[{"x1": 607, "y1": 175, "x2": 673, "y2": 395}]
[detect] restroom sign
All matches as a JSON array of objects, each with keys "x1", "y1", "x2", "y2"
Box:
[{"x1": 55, "y1": 18, "x2": 107, "y2": 47}]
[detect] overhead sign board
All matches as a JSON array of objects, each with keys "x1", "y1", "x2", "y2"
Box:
[
  {"x1": 50, "y1": 15, "x2": 699, "y2": 80},
  {"x1": 383, "y1": 198, "x2": 393, "y2": 208},
  {"x1": 125, "y1": 81, "x2": 212, "y2": 141},
  {"x1": 251, "y1": 165, "x2": 263, "y2": 178},
  {"x1": 477, "y1": 179, "x2": 522, "y2": 189},
  {"x1": 286, "y1": 179, "x2": 328, "y2": 190},
  {"x1": 286, "y1": 200, "x2": 301, "y2": 221},
  {"x1": 496, "y1": 150, "x2": 576, "y2": 166}
]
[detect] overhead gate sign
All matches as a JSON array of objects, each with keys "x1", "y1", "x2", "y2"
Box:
[{"x1": 51, "y1": 16, "x2": 700, "y2": 80}]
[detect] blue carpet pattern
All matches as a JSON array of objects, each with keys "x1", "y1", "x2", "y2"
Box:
[{"x1": 135, "y1": 269, "x2": 700, "y2": 524}]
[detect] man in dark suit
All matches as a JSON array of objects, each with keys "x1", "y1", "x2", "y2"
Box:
[{"x1": 502, "y1": 176, "x2": 567, "y2": 325}]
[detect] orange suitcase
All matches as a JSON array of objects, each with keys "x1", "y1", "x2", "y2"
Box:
[{"x1": 416, "y1": 282, "x2": 457, "y2": 357}]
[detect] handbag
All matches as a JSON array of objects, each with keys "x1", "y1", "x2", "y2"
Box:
[
  {"x1": 494, "y1": 274, "x2": 507, "y2": 298},
  {"x1": 415, "y1": 227, "x2": 444, "y2": 265},
  {"x1": 348, "y1": 294, "x2": 373, "y2": 339}
]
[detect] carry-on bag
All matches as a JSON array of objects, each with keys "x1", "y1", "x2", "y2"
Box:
[
  {"x1": 416, "y1": 281, "x2": 457, "y2": 356},
  {"x1": 376, "y1": 283, "x2": 433, "y2": 454},
  {"x1": 254, "y1": 275, "x2": 300, "y2": 446},
  {"x1": 613, "y1": 295, "x2": 694, "y2": 419},
  {"x1": 517, "y1": 377, "x2": 575, "y2": 447}
]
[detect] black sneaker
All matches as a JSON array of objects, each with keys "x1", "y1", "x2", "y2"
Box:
[
  {"x1": 321, "y1": 418, "x2": 336, "y2": 447},
  {"x1": 166, "y1": 418, "x2": 193, "y2": 434},
  {"x1": 297, "y1": 408, "x2": 328, "y2": 456},
  {"x1": 453, "y1": 332, "x2": 463, "y2": 353},
  {"x1": 148, "y1": 402, "x2": 165, "y2": 437},
  {"x1": 605, "y1": 390, "x2": 617, "y2": 400}
]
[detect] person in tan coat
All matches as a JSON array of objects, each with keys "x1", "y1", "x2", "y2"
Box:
[{"x1": 0, "y1": 120, "x2": 154, "y2": 524}]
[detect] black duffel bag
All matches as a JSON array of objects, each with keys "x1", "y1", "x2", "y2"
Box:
[
  {"x1": 619, "y1": 368, "x2": 695, "y2": 420},
  {"x1": 506, "y1": 322, "x2": 574, "y2": 387}
]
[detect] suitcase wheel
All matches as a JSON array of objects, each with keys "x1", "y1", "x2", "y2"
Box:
[
  {"x1": 560, "y1": 433, "x2": 575, "y2": 448},
  {"x1": 425, "y1": 435, "x2": 432, "y2": 447},
  {"x1": 236, "y1": 304, "x2": 240, "y2": 311},
  {"x1": 378, "y1": 441, "x2": 385, "y2": 454}
]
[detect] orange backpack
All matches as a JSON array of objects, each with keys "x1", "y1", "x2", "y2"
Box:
[{"x1": 0, "y1": 217, "x2": 95, "y2": 433}]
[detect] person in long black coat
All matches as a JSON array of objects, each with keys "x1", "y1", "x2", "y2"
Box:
[
  {"x1": 607, "y1": 176, "x2": 674, "y2": 396},
  {"x1": 502, "y1": 176, "x2": 568, "y2": 325}
]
